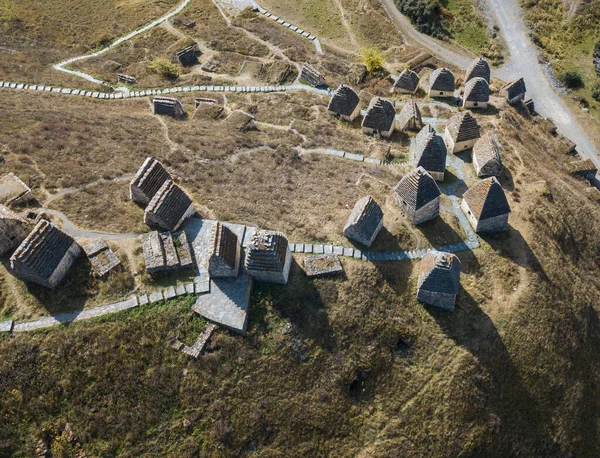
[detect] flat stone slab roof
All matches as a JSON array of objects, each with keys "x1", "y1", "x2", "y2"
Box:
[{"x1": 185, "y1": 218, "x2": 256, "y2": 333}]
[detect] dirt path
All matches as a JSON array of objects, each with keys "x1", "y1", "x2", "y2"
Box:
[
  {"x1": 484, "y1": 0, "x2": 600, "y2": 169},
  {"x1": 378, "y1": 0, "x2": 472, "y2": 69},
  {"x1": 333, "y1": 0, "x2": 359, "y2": 50}
]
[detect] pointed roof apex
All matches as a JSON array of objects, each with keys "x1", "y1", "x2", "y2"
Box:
[
  {"x1": 394, "y1": 68, "x2": 420, "y2": 92},
  {"x1": 394, "y1": 167, "x2": 441, "y2": 210},
  {"x1": 446, "y1": 111, "x2": 480, "y2": 143},
  {"x1": 328, "y1": 84, "x2": 360, "y2": 116},
  {"x1": 430, "y1": 68, "x2": 455, "y2": 92},
  {"x1": 463, "y1": 177, "x2": 511, "y2": 220},
  {"x1": 464, "y1": 77, "x2": 490, "y2": 103},
  {"x1": 465, "y1": 57, "x2": 491, "y2": 83},
  {"x1": 418, "y1": 250, "x2": 461, "y2": 295}
]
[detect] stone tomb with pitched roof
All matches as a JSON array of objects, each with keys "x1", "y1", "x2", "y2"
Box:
[
  {"x1": 473, "y1": 133, "x2": 503, "y2": 178},
  {"x1": 343, "y1": 196, "x2": 384, "y2": 247},
  {"x1": 300, "y1": 64, "x2": 326, "y2": 87},
  {"x1": 245, "y1": 230, "x2": 292, "y2": 284},
  {"x1": 144, "y1": 180, "x2": 195, "y2": 232},
  {"x1": 0, "y1": 173, "x2": 32, "y2": 207},
  {"x1": 500, "y1": 78, "x2": 527, "y2": 105},
  {"x1": 153, "y1": 97, "x2": 186, "y2": 118},
  {"x1": 328, "y1": 84, "x2": 361, "y2": 121},
  {"x1": 83, "y1": 240, "x2": 121, "y2": 277},
  {"x1": 398, "y1": 100, "x2": 424, "y2": 132},
  {"x1": 461, "y1": 177, "x2": 511, "y2": 232},
  {"x1": 0, "y1": 204, "x2": 30, "y2": 256},
  {"x1": 429, "y1": 68, "x2": 455, "y2": 98},
  {"x1": 361, "y1": 97, "x2": 396, "y2": 138},
  {"x1": 393, "y1": 167, "x2": 441, "y2": 225},
  {"x1": 10, "y1": 220, "x2": 81, "y2": 289},
  {"x1": 130, "y1": 157, "x2": 172, "y2": 206},
  {"x1": 464, "y1": 57, "x2": 491, "y2": 83},
  {"x1": 412, "y1": 125, "x2": 447, "y2": 181},
  {"x1": 463, "y1": 77, "x2": 490, "y2": 109},
  {"x1": 176, "y1": 43, "x2": 201, "y2": 66},
  {"x1": 417, "y1": 250, "x2": 461, "y2": 311},
  {"x1": 393, "y1": 68, "x2": 420, "y2": 94},
  {"x1": 208, "y1": 222, "x2": 241, "y2": 278},
  {"x1": 444, "y1": 111, "x2": 481, "y2": 153}
]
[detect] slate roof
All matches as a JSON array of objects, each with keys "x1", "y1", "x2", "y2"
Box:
[
  {"x1": 567, "y1": 158, "x2": 598, "y2": 177},
  {"x1": 210, "y1": 222, "x2": 239, "y2": 271},
  {"x1": 500, "y1": 78, "x2": 526, "y2": 101},
  {"x1": 130, "y1": 157, "x2": 172, "y2": 203},
  {"x1": 362, "y1": 97, "x2": 396, "y2": 132},
  {"x1": 429, "y1": 68, "x2": 455, "y2": 92},
  {"x1": 345, "y1": 196, "x2": 384, "y2": 241},
  {"x1": 463, "y1": 177, "x2": 511, "y2": 220},
  {"x1": 415, "y1": 124, "x2": 447, "y2": 173},
  {"x1": 464, "y1": 77, "x2": 490, "y2": 103},
  {"x1": 245, "y1": 230, "x2": 289, "y2": 273},
  {"x1": 394, "y1": 167, "x2": 441, "y2": 210},
  {"x1": 473, "y1": 133, "x2": 503, "y2": 175},
  {"x1": 398, "y1": 100, "x2": 423, "y2": 131},
  {"x1": 394, "y1": 69, "x2": 420, "y2": 92},
  {"x1": 446, "y1": 111, "x2": 480, "y2": 143},
  {"x1": 145, "y1": 180, "x2": 193, "y2": 231},
  {"x1": 153, "y1": 97, "x2": 185, "y2": 117},
  {"x1": 418, "y1": 251, "x2": 461, "y2": 295},
  {"x1": 465, "y1": 57, "x2": 491, "y2": 83},
  {"x1": 10, "y1": 220, "x2": 77, "y2": 282},
  {"x1": 300, "y1": 65, "x2": 326, "y2": 87},
  {"x1": 328, "y1": 84, "x2": 360, "y2": 117}
]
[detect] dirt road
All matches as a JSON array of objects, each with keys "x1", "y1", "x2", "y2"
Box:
[
  {"x1": 485, "y1": 0, "x2": 599, "y2": 168},
  {"x1": 378, "y1": 0, "x2": 472, "y2": 69}
]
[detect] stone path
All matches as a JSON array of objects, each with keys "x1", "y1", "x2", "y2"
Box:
[
  {"x1": 0, "y1": 81, "x2": 327, "y2": 99},
  {"x1": 173, "y1": 323, "x2": 217, "y2": 358},
  {"x1": 300, "y1": 148, "x2": 383, "y2": 165},
  {"x1": 254, "y1": 6, "x2": 324, "y2": 54},
  {"x1": 53, "y1": 0, "x2": 193, "y2": 86}
]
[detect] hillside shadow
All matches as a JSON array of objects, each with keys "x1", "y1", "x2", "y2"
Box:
[
  {"x1": 498, "y1": 166, "x2": 515, "y2": 192},
  {"x1": 359, "y1": 226, "x2": 403, "y2": 253},
  {"x1": 418, "y1": 213, "x2": 463, "y2": 247},
  {"x1": 427, "y1": 288, "x2": 561, "y2": 455},
  {"x1": 479, "y1": 225, "x2": 544, "y2": 274},
  {"x1": 256, "y1": 257, "x2": 335, "y2": 351}
]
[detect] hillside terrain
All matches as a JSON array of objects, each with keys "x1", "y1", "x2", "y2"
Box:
[{"x1": 0, "y1": 0, "x2": 599, "y2": 457}]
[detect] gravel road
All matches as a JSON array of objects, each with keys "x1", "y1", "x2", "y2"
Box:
[{"x1": 485, "y1": 0, "x2": 599, "y2": 168}]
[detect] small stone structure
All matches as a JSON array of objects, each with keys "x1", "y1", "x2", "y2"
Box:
[
  {"x1": 464, "y1": 57, "x2": 491, "y2": 83},
  {"x1": 361, "y1": 97, "x2": 396, "y2": 138},
  {"x1": 208, "y1": 222, "x2": 241, "y2": 278},
  {"x1": 444, "y1": 111, "x2": 480, "y2": 153},
  {"x1": 176, "y1": 44, "x2": 201, "y2": 66},
  {"x1": 117, "y1": 74, "x2": 137, "y2": 85},
  {"x1": 245, "y1": 230, "x2": 292, "y2": 284},
  {"x1": 393, "y1": 167, "x2": 441, "y2": 225},
  {"x1": 463, "y1": 77, "x2": 490, "y2": 109},
  {"x1": 500, "y1": 78, "x2": 527, "y2": 105},
  {"x1": 141, "y1": 230, "x2": 193, "y2": 273},
  {"x1": 429, "y1": 68, "x2": 455, "y2": 97},
  {"x1": 153, "y1": 97, "x2": 185, "y2": 118},
  {"x1": 174, "y1": 323, "x2": 216, "y2": 359},
  {"x1": 417, "y1": 250, "x2": 461, "y2": 311},
  {"x1": 10, "y1": 220, "x2": 81, "y2": 289},
  {"x1": 398, "y1": 100, "x2": 423, "y2": 132},
  {"x1": 193, "y1": 102, "x2": 225, "y2": 120},
  {"x1": 130, "y1": 157, "x2": 172, "y2": 206},
  {"x1": 328, "y1": 84, "x2": 360, "y2": 121},
  {"x1": 223, "y1": 110, "x2": 256, "y2": 131},
  {"x1": 83, "y1": 240, "x2": 121, "y2": 277},
  {"x1": 393, "y1": 68, "x2": 420, "y2": 94},
  {"x1": 144, "y1": 180, "x2": 195, "y2": 232},
  {"x1": 304, "y1": 254, "x2": 343, "y2": 278},
  {"x1": 343, "y1": 196, "x2": 384, "y2": 247},
  {"x1": 0, "y1": 204, "x2": 30, "y2": 256},
  {"x1": 300, "y1": 65, "x2": 326, "y2": 87},
  {"x1": 473, "y1": 133, "x2": 503, "y2": 178},
  {"x1": 413, "y1": 124, "x2": 447, "y2": 181},
  {"x1": 0, "y1": 173, "x2": 32, "y2": 206},
  {"x1": 524, "y1": 98, "x2": 535, "y2": 114},
  {"x1": 567, "y1": 158, "x2": 598, "y2": 180},
  {"x1": 461, "y1": 177, "x2": 511, "y2": 232}
]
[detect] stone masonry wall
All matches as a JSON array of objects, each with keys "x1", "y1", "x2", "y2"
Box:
[
  {"x1": 417, "y1": 289, "x2": 456, "y2": 311},
  {"x1": 414, "y1": 197, "x2": 440, "y2": 225}
]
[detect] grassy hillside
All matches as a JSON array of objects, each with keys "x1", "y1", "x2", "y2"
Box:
[
  {"x1": 521, "y1": 0, "x2": 600, "y2": 118},
  {"x1": 394, "y1": 0, "x2": 503, "y2": 62},
  {"x1": 1, "y1": 102, "x2": 600, "y2": 456}
]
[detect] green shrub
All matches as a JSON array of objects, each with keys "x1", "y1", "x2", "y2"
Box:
[
  {"x1": 592, "y1": 83, "x2": 600, "y2": 102},
  {"x1": 360, "y1": 48, "x2": 384, "y2": 73},
  {"x1": 394, "y1": 0, "x2": 446, "y2": 38},
  {"x1": 561, "y1": 70, "x2": 584, "y2": 89},
  {"x1": 148, "y1": 58, "x2": 180, "y2": 79}
]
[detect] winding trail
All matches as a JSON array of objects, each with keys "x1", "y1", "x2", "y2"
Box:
[{"x1": 484, "y1": 0, "x2": 600, "y2": 168}]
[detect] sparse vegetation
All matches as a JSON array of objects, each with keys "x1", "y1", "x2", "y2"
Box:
[{"x1": 360, "y1": 48, "x2": 385, "y2": 73}]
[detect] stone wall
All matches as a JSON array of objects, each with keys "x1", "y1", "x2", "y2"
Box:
[
  {"x1": 0, "y1": 213, "x2": 30, "y2": 256},
  {"x1": 446, "y1": 136, "x2": 478, "y2": 154},
  {"x1": 250, "y1": 244, "x2": 292, "y2": 284},
  {"x1": 417, "y1": 289, "x2": 456, "y2": 311},
  {"x1": 45, "y1": 242, "x2": 81, "y2": 289},
  {"x1": 464, "y1": 101, "x2": 488, "y2": 110},
  {"x1": 429, "y1": 89, "x2": 454, "y2": 98},
  {"x1": 461, "y1": 200, "x2": 509, "y2": 233},
  {"x1": 361, "y1": 126, "x2": 394, "y2": 139}
]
